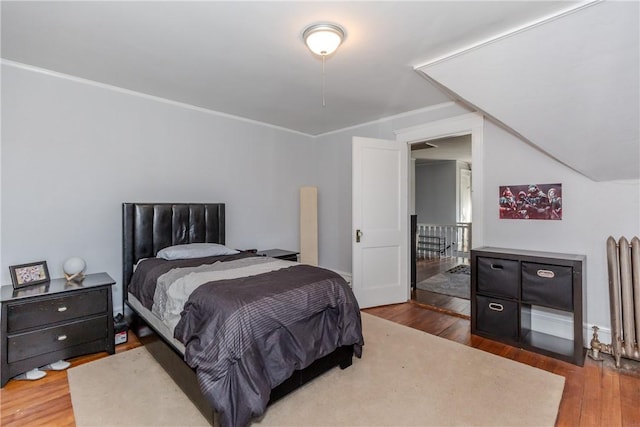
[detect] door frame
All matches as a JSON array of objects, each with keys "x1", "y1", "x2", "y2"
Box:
[{"x1": 395, "y1": 112, "x2": 484, "y2": 251}]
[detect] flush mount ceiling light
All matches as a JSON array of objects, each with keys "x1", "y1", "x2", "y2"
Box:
[
  {"x1": 303, "y1": 23, "x2": 345, "y2": 56},
  {"x1": 302, "y1": 23, "x2": 345, "y2": 107}
]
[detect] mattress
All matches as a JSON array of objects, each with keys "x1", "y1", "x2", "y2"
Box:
[{"x1": 127, "y1": 292, "x2": 185, "y2": 354}]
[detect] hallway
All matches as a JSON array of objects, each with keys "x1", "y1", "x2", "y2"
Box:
[{"x1": 411, "y1": 256, "x2": 470, "y2": 317}]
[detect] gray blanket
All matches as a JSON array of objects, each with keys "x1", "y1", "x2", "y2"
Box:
[{"x1": 129, "y1": 255, "x2": 363, "y2": 427}]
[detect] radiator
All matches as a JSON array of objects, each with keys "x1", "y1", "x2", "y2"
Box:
[{"x1": 589, "y1": 236, "x2": 640, "y2": 367}]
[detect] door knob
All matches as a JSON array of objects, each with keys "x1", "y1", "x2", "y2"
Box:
[{"x1": 356, "y1": 229, "x2": 363, "y2": 243}]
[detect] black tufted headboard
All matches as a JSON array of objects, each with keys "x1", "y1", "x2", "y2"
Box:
[{"x1": 122, "y1": 203, "x2": 226, "y2": 300}]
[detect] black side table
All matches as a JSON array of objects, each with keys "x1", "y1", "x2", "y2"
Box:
[
  {"x1": 256, "y1": 249, "x2": 299, "y2": 262},
  {"x1": 0, "y1": 272, "x2": 116, "y2": 386}
]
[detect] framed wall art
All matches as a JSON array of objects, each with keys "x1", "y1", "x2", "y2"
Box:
[
  {"x1": 9, "y1": 261, "x2": 50, "y2": 288},
  {"x1": 499, "y1": 183, "x2": 562, "y2": 220}
]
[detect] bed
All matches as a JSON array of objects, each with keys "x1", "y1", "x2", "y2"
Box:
[{"x1": 122, "y1": 203, "x2": 363, "y2": 427}]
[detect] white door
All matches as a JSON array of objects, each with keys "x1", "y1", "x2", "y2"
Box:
[{"x1": 352, "y1": 136, "x2": 409, "y2": 308}]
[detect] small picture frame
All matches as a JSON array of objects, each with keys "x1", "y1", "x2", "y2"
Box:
[{"x1": 9, "y1": 261, "x2": 50, "y2": 289}]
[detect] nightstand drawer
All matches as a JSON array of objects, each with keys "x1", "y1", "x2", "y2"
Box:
[
  {"x1": 7, "y1": 289, "x2": 108, "y2": 333},
  {"x1": 7, "y1": 315, "x2": 108, "y2": 363}
]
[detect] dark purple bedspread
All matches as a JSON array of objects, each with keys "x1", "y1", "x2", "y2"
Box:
[
  {"x1": 129, "y1": 257, "x2": 363, "y2": 427},
  {"x1": 128, "y1": 252, "x2": 254, "y2": 309}
]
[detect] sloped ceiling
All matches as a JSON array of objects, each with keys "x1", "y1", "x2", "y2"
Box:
[{"x1": 416, "y1": 1, "x2": 639, "y2": 182}]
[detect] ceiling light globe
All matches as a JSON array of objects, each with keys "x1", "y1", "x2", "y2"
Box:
[{"x1": 303, "y1": 24, "x2": 344, "y2": 56}]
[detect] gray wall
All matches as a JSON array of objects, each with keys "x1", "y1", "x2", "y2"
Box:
[
  {"x1": 414, "y1": 160, "x2": 457, "y2": 224},
  {"x1": 1, "y1": 64, "x2": 316, "y2": 308},
  {"x1": 3, "y1": 62, "x2": 639, "y2": 342}
]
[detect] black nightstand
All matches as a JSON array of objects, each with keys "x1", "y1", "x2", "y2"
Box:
[
  {"x1": 256, "y1": 249, "x2": 299, "y2": 262},
  {"x1": 0, "y1": 272, "x2": 116, "y2": 386}
]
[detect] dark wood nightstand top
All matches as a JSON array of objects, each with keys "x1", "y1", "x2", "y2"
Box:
[
  {"x1": 256, "y1": 249, "x2": 299, "y2": 260},
  {"x1": 1, "y1": 272, "x2": 115, "y2": 302}
]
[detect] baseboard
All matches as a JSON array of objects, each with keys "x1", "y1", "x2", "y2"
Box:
[{"x1": 529, "y1": 306, "x2": 611, "y2": 348}]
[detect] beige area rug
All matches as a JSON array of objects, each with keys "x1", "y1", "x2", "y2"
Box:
[{"x1": 68, "y1": 313, "x2": 565, "y2": 427}]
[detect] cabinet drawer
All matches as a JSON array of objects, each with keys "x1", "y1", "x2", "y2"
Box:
[
  {"x1": 7, "y1": 316, "x2": 108, "y2": 363},
  {"x1": 475, "y1": 295, "x2": 519, "y2": 339},
  {"x1": 7, "y1": 289, "x2": 107, "y2": 333},
  {"x1": 522, "y1": 262, "x2": 573, "y2": 310},
  {"x1": 477, "y1": 257, "x2": 519, "y2": 298}
]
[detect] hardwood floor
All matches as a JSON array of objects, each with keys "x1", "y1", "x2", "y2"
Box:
[{"x1": 2, "y1": 305, "x2": 639, "y2": 426}]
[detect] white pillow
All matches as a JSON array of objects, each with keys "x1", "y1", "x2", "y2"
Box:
[{"x1": 156, "y1": 243, "x2": 239, "y2": 260}]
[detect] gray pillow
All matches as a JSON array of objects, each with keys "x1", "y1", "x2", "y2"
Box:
[{"x1": 157, "y1": 243, "x2": 239, "y2": 260}]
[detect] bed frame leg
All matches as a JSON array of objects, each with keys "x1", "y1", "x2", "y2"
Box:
[
  {"x1": 339, "y1": 356, "x2": 353, "y2": 369},
  {"x1": 339, "y1": 345, "x2": 354, "y2": 369}
]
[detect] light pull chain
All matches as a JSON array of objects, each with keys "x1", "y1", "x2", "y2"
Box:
[{"x1": 322, "y1": 55, "x2": 326, "y2": 107}]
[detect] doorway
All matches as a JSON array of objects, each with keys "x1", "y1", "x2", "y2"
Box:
[
  {"x1": 351, "y1": 113, "x2": 483, "y2": 311},
  {"x1": 394, "y1": 113, "x2": 483, "y2": 317},
  {"x1": 410, "y1": 135, "x2": 472, "y2": 317}
]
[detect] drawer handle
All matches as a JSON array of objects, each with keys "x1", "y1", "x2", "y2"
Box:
[
  {"x1": 537, "y1": 269, "x2": 555, "y2": 279},
  {"x1": 57, "y1": 306, "x2": 68, "y2": 312},
  {"x1": 490, "y1": 264, "x2": 504, "y2": 270},
  {"x1": 57, "y1": 335, "x2": 67, "y2": 341},
  {"x1": 488, "y1": 302, "x2": 504, "y2": 312}
]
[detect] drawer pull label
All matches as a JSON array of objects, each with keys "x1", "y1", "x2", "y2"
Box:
[
  {"x1": 488, "y1": 302, "x2": 504, "y2": 312},
  {"x1": 57, "y1": 335, "x2": 67, "y2": 341},
  {"x1": 490, "y1": 264, "x2": 504, "y2": 270},
  {"x1": 537, "y1": 269, "x2": 555, "y2": 279},
  {"x1": 57, "y1": 306, "x2": 68, "y2": 312}
]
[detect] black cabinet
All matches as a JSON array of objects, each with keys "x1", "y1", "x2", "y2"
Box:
[
  {"x1": 471, "y1": 247, "x2": 586, "y2": 366},
  {"x1": 1, "y1": 273, "x2": 115, "y2": 386}
]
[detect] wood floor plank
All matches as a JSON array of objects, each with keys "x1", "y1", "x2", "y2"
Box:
[
  {"x1": 580, "y1": 360, "x2": 603, "y2": 426},
  {"x1": 555, "y1": 363, "x2": 585, "y2": 427},
  {"x1": 600, "y1": 366, "x2": 623, "y2": 427},
  {"x1": 619, "y1": 371, "x2": 640, "y2": 426},
  {"x1": 437, "y1": 317, "x2": 471, "y2": 346}
]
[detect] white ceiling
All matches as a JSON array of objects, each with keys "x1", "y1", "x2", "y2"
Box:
[{"x1": 1, "y1": 1, "x2": 580, "y2": 136}]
